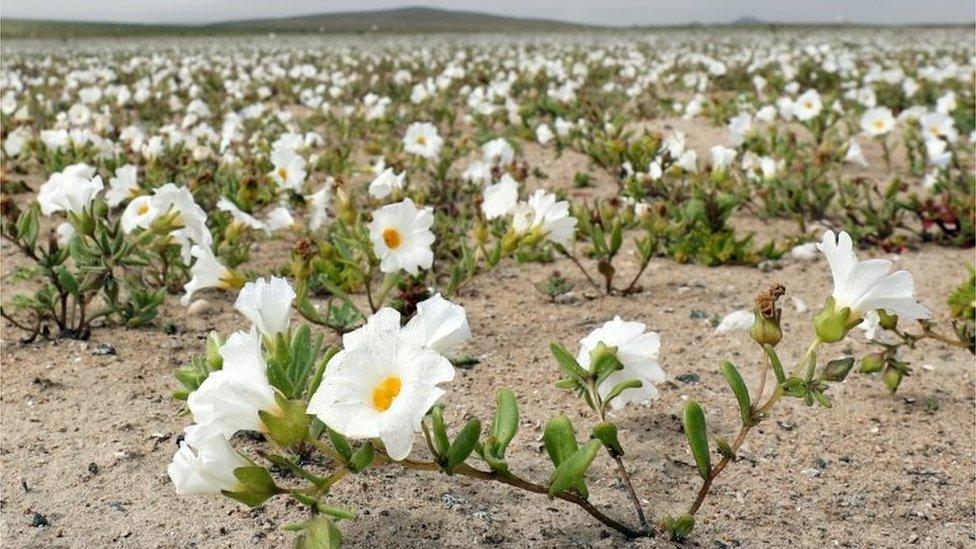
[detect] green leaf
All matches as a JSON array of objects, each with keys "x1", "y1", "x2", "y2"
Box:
[
  {"x1": 223, "y1": 466, "x2": 278, "y2": 507},
  {"x1": 549, "y1": 342, "x2": 589, "y2": 381},
  {"x1": 663, "y1": 513, "x2": 695, "y2": 541},
  {"x1": 491, "y1": 388, "x2": 519, "y2": 456},
  {"x1": 430, "y1": 406, "x2": 450, "y2": 457},
  {"x1": 719, "y1": 361, "x2": 752, "y2": 426},
  {"x1": 543, "y1": 415, "x2": 578, "y2": 466},
  {"x1": 295, "y1": 516, "x2": 343, "y2": 549},
  {"x1": 601, "y1": 379, "x2": 642, "y2": 408},
  {"x1": 608, "y1": 219, "x2": 623, "y2": 255},
  {"x1": 682, "y1": 400, "x2": 711, "y2": 480},
  {"x1": 548, "y1": 439, "x2": 601, "y2": 496},
  {"x1": 348, "y1": 443, "x2": 375, "y2": 473},
  {"x1": 763, "y1": 344, "x2": 786, "y2": 384},
  {"x1": 591, "y1": 421, "x2": 623, "y2": 457},
  {"x1": 445, "y1": 419, "x2": 481, "y2": 473},
  {"x1": 327, "y1": 428, "x2": 352, "y2": 461},
  {"x1": 54, "y1": 266, "x2": 80, "y2": 297}
]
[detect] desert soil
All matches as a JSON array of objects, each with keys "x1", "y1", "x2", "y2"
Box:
[{"x1": 1, "y1": 129, "x2": 974, "y2": 548}]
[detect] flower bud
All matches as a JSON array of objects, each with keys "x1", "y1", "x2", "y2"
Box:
[
  {"x1": 751, "y1": 283, "x2": 784, "y2": 347},
  {"x1": 592, "y1": 421, "x2": 624, "y2": 457},
  {"x1": 259, "y1": 395, "x2": 310, "y2": 448},
  {"x1": 814, "y1": 297, "x2": 852, "y2": 343},
  {"x1": 224, "y1": 466, "x2": 280, "y2": 507},
  {"x1": 882, "y1": 365, "x2": 905, "y2": 393},
  {"x1": 205, "y1": 331, "x2": 223, "y2": 369},
  {"x1": 588, "y1": 342, "x2": 621, "y2": 379},
  {"x1": 859, "y1": 352, "x2": 885, "y2": 373},
  {"x1": 472, "y1": 220, "x2": 489, "y2": 245},
  {"x1": 878, "y1": 309, "x2": 898, "y2": 331},
  {"x1": 821, "y1": 357, "x2": 855, "y2": 382}
]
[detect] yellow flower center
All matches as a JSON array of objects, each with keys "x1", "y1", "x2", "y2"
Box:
[
  {"x1": 382, "y1": 227, "x2": 402, "y2": 249},
  {"x1": 278, "y1": 167, "x2": 288, "y2": 180},
  {"x1": 873, "y1": 120, "x2": 885, "y2": 130},
  {"x1": 416, "y1": 135, "x2": 427, "y2": 146},
  {"x1": 803, "y1": 101, "x2": 813, "y2": 109},
  {"x1": 136, "y1": 203, "x2": 150, "y2": 216},
  {"x1": 371, "y1": 376, "x2": 402, "y2": 412}
]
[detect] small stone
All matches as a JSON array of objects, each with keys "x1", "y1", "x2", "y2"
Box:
[
  {"x1": 676, "y1": 373, "x2": 700, "y2": 384},
  {"x1": 777, "y1": 421, "x2": 795, "y2": 431},
  {"x1": 31, "y1": 512, "x2": 49, "y2": 527},
  {"x1": 187, "y1": 299, "x2": 211, "y2": 316},
  {"x1": 87, "y1": 462, "x2": 99, "y2": 475},
  {"x1": 689, "y1": 310, "x2": 708, "y2": 319},
  {"x1": 92, "y1": 343, "x2": 117, "y2": 356}
]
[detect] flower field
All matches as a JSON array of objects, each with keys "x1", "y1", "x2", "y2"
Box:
[{"x1": 1, "y1": 29, "x2": 974, "y2": 547}]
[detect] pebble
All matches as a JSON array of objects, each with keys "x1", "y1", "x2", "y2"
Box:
[
  {"x1": 31, "y1": 512, "x2": 48, "y2": 527},
  {"x1": 92, "y1": 343, "x2": 117, "y2": 356}
]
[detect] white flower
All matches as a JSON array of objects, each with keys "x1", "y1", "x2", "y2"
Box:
[
  {"x1": 234, "y1": 277, "x2": 296, "y2": 338},
  {"x1": 925, "y1": 138, "x2": 952, "y2": 169},
  {"x1": 792, "y1": 89, "x2": 822, "y2": 122},
  {"x1": 217, "y1": 197, "x2": 267, "y2": 232},
  {"x1": 105, "y1": 164, "x2": 139, "y2": 207},
  {"x1": 535, "y1": 123, "x2": 554, "y2": 145},
  {"x1": 268, "y1": 148, "x2": 307, "y2": 191},
  {"x1": 56, "y1": 221, "x2": 75, "y2": 246},
  {"x1": 400, "y1": 294, "x2": 471, "y2": 354},
  {"x1": 264, "y1": 206, "x2": 294, "y2": 232},
  {"x1": 168, "y1": 431, "x2": 248, "y2": 495},
  {"x1": 3, "y1": 126, "x2": 30, "y2": 158},
  {"x1": 709, "y1": 145, "x2": 736, "y2": 171},
  {"x1": 482, "y1": 138, "x2": 514, "y2": 166},
  {"x1": 186, "y1": 328, "x2": 278, "y2": 439},
  {"x1": 368, "y1": 168, "x2": 406, "y2": 199},
  {"x1": 676, "y1": 150, "x2": 698, "y2": 172},
  {"x1": 462, "y1": 161, "x2": 492, "y2": 185},
  {"x1": 181, "y1": 245, "x2": 237, "y2": 306},
  {"x1": 919, "y1": 112, "x2": 957, "y2": 142},
  {"x1": 368, "y1": 198, "x2": 435, "y2": 275},
  {"x1": 308, "y1": 308, "x2": 455, "y2": 460},
  {"x1": 37, "y1": 164, "x2": 103, "y2": 216},
  {"x1": 513, "y1": 189, "x2": 577, "y2": 247},
  {"x1": 151, "y1": 183, "x2": 212, "y2": 262},
  {"x1": 306, "y1": 182, "x2": 332, "y2": 231},
  {"x1": 818, "y1": 230, "x2": 929, "y2": 321},
  {"x1": 403, "y1": 122, "x2": 443, "y2": 159},
  {"x1": 715, "y1": 310, "x2": 755, "y2": 334},
  {"x1": 935, "y1": 91, "x2": 956, "y2": 115},
  {"x1": 121, "y1": 195, "x2": 159, "y2": 233},
  {"x1": 482, "y1": 174, "x2": 519, "y2": 220},
  {"x1": 576, "y1": 316, "x2": 664, "y2": 410},
  {"x1": 844, "y1": 139, "x2": 869, "y2": 167},
  {"x1": 860, "y1": 107, "x2": 895, "y2": 137},
  {"x1": 728, "y1": 112, "x2": 753, "y2": 145}
]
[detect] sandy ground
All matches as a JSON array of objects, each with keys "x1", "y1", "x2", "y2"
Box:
[
  {"x1": 1, "y1": 113, "x2": 974, "y2": 547},
  {"x1": 1, "y1": 229, "x2": 974, "y2": 548}
]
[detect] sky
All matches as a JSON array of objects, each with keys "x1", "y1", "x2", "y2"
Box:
[{"x1": 1, "y1": 0, "x2": 974, "y2": 26}]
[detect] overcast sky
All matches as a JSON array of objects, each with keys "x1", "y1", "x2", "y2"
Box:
[{"x1": 2, "y1": 0, "x2": 974, "y2": 26}]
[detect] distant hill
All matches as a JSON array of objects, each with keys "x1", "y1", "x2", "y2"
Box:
[
  {"x1": 210, "y1": 6, "x2": 589, "y2": 33},
  {"x1": 730, "y1": 16, "x2": 767, "y2": 26},
  {"x1": 0, "y1": 6, "x2": 591, "y2": 39}
]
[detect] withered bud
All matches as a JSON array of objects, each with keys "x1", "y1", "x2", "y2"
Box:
[
  {"x1": 755, "y1": 283, "x2": 785, "y2": 319},
  {"x1": 293, "y1": 237, "x2": 318, "y2": 263},
  {"x1": 752, "y1": 283, "x2": 785, "y2": 347}
]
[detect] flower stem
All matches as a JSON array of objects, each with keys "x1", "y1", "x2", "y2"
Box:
[
  {"x1": 688, "y1": 337, "x2": 823, "y2": 517},
  {"x1": 394, "y1": 458, "x2": 647, "y2": 538}
]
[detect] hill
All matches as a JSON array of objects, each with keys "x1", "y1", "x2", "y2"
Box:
[{"x1": 0, "y1": 6, "x2": 590, "y2": 39}]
